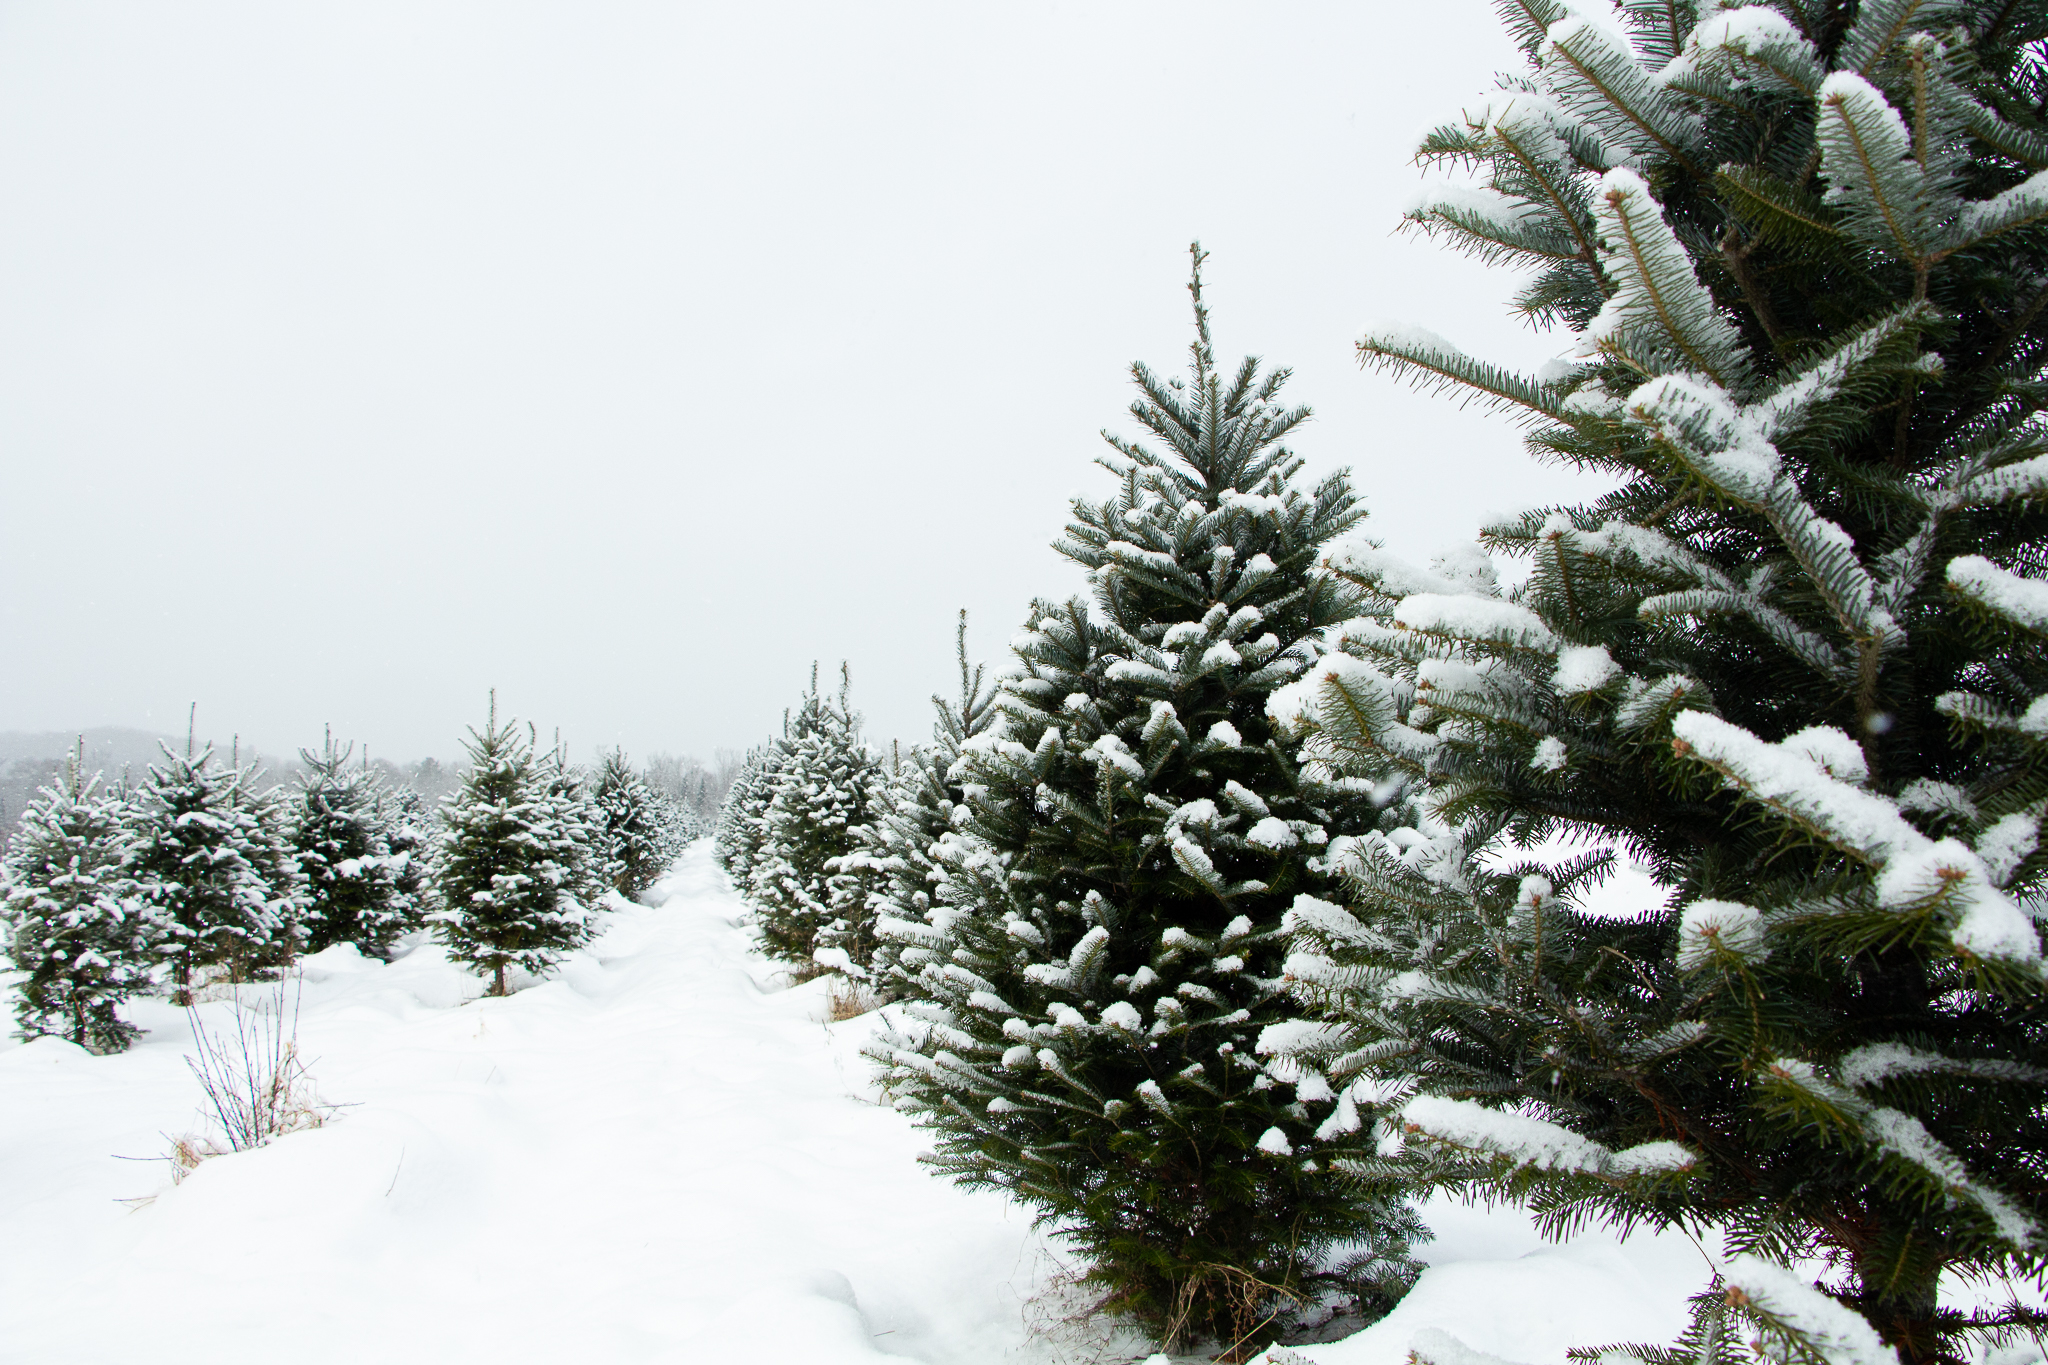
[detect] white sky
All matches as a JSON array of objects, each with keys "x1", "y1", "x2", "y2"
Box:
[{"x1": 0, "y1": 1, "x2": 1614, "y2": 764}]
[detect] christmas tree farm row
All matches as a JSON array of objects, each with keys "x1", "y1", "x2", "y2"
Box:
[
  {"x1": 0, "y1": 699, "x2": 701, "y2": 1048},
  {"x1": 718, "y1": 2, "x2": 2048, "y2": 1360}
]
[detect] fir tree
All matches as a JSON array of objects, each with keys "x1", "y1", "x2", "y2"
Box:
[
  {"x1": 432, "y1": 700, "x2": 594, "y2": 996},
  {"x1": 0, "y1": 748, "x2": 156, "y2": 1051},
  {"x1": 537, "y1": 740, "x2": 606, "y2": 915},
  {"x1": 290, "y1": 730, "x2": 417, "y2": 957},
  {"x1": 713, "y1": 743, "x2": 783, "y2": 890},
  {"x1": 861, "y1": 609, "x2": 1000, "y2": 996},
  {"x1": 1265, "y1": 5, "x2": 2048, "y2": 1360},
  {"x1": 748, "y1": 666, "x2": 884, "y2": 967},
  {"x1": 592, "y1": 749, "x2": 668, "y2": 900},
  {"x1": 129, "y1": 742, "x2": 304, "y2": 1005},
  {"x1": 381, "y1": 783, "x2": 433, "y2": 930},
  {"x1": 871, "y1": 252, "x2": 1423, "y2": 1355}
]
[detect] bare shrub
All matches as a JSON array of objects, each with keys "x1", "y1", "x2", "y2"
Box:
[{"x1": 183, "y1": 976, "x2": 337, "y2": 1154}]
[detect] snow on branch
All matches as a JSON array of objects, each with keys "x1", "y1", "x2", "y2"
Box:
[
  {"x1": 1668, "y1": 6, "x2": 1823, "y2": 97},
  {"x1": 1357, "y1": 321, "x2": 1566, "y2": 424},
  {"x1": 1589, "y1": 170, "x2": 1750, "y2": 390},
  {"x1": 1541, "y1": 17, "x2": 1703, "y2": 167},
  {"x1": 1393, "y1": 594, "x2": 1560, "y2": 653},
  {"x1": 1816, "y1": 72, "x2": 1940, "y2": 266},
  {"x1": 1672, "y1": 712, "x2": 2045, "y2": 972},
  {"x1": 1948, "y1": 555, "x2": 2048, "y2": 635},
  {"x1": 1400, "y1": 1095, "x2": 1697, "y2": 1178},
  {"x1": 1720, "y1": 1256, "x2": 1895, "y2": 1365}
]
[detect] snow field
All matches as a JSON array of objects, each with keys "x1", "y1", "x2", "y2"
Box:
[
  {"x1": 0, "y1": 843, "x2": 1043, "y2": 1364},
  {"x1": 0, "y1": 841, "x2": 1711, "y2": 1365}
]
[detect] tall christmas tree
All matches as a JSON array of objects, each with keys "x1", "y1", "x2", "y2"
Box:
[
  {"x1": 290, "y1": 730, "x2": 418, "y2": 957},
  {"x1": 129, "y1": 741, "x2": 303, "y2": 1005},
  {"x1": 871, "y1": 251, "x2": 1423, "y2": 1356},
  {"x1": 431, "y1": 699, "x2": 593, "y2": 996},
  {"x1": 1264, "y1": 4, "x2": 2048, "y2": 1360},
  {"x1": 0, "y1": 747, "x2": 157, "y2": 1051},
  {"x1": 747, "y1": 666, "x2": 885, "y2": 967}
]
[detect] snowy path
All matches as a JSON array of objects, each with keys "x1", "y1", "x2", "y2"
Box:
[{"x1": 0, "y1": 842, "x2": 1708, "y2": 1365}]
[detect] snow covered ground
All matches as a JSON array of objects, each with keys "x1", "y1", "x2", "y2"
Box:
[{"x1": 0, "y1": 842, "x2": 1713, "y2": 1365}]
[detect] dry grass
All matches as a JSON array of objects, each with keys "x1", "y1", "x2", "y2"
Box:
[{"x1": 825, "y1": 977, "x2": 883, "y2": 1021}]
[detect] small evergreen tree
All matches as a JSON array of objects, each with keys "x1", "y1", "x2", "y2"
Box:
[
  {"x1": 290, "y1": 730, "x2": 417, "y2": 957},
  {"x1": 432, "y1": 700, "x2": 593, "y2": 996},
  {"x1": 592, "y1": 749, "x2": 668, "y2": 900},
  {"x1": 861, "y1": 609, "x2": 1000, "y2": 996},
  {"x1": 1266, "y1": 4, "x2": 2048, "y2": 1360},
  {"x1": 871, "y1": 252, "x2": 1423, "y2": 1355},
  {"x1": 537, "y1": 740, "x2": 606, "y2": 915},
  {"x1": 381, "y1": 783, "x2": 433, "y2": 931},
  {"x1": 0, "y1": 748, "x2": 157, "y2": 1050},
  {"x1": 129, "y1": 743, "x2": 303, "y2": 1005},
  {"x1": 748, "y1": 666, "x2": 885, "y2": 966}
]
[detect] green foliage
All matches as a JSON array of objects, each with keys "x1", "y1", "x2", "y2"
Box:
[
  {"x1": 430, "y1": 700, "x2": 595, "y2": 997},
  {"x1": 0, "y1": 750, "x2": 155, "y2": 1051},
  {"x1": 747, "y1": 666, "x2": 884, "y2": 967},
  {"x1": 1269, "y1": 5, "x2": 2048, "y2": 1361},
  {"x1": 128, "y1": 743, "x2": 305, "y2": 1005},
  {"x1": 592, "y1": 749, "x2": 668, "y2": 900},
  {"x1": 861, "y1": 610, "x2": 1001, "y2": 997},
  {"x1": 290, "y1": 731, "x2": 421, "y2": 958},
  {"x1": 713, "y1": 744, "x2": 782, "y2": 890},
  {"x1": 871, "y1": 250, "x2": 1423, "y2": 1355}
]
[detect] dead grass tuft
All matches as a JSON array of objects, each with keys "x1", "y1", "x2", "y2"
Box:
[{"x1": 825, "y1": 977, "x2": 882, "y2": 1021}]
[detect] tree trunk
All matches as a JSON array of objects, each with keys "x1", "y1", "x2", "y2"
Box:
[{"x1": 492, "y1": 963, "x2": 507, "y2": 997}]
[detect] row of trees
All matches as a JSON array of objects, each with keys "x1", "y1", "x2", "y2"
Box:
[
  {"x1": 0, "y1": 707, "x2": 700, "y2": 1047},
  {"x1": 720, "y1": 0, "x2": 2048, "y2": 1359}
]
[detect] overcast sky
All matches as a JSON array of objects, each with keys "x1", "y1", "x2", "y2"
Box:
[{"x1": 0, "y1": 1, "x2": 1615, "y2": 765}]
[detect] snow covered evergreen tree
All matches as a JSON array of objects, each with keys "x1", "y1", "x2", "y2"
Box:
[
  {"x1": 713, "y1": 743, "x2": 782, "y2": 890},
  {"x1": 859, "y1": 611, "x2": 999, "y2": 995},
  {"x1": 648, "y1": 784, "x2": 702, "y2": 866},
  {"x1": 381, "y1": 783, "x2": 433, "y2": 931},
  {"x1": 0, "y1": 749, "x2": 156, "y2": 1050},
  {"x1": 129, "y1": 743, "x2": 304, "y2": 1006},
  {"x1": 871, "y1": 253, "x2": 1423, "y2": 1354},
  {"x1": 290, "y1": 731, "x2": 418, "y2": 957},
  {"x1": 537, "y1": 740, "x2": 606, "y2": 915},
  {"x1": 592, "y1": 749, "x2": 668, "y2": 900},
  {"x1": 432, "y1": 701, "x2": 593, "y2": 996},
  {"x1": 1265, "y1": 5, "x2": 2048, "y2": 1360},
  {"x1": 748, "y1": 666, "x2": 885, "y2": 967}
]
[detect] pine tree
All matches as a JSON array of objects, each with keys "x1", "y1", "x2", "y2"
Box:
[
  {"x1": 861, "y1": 610, "x2": 1000, "y2": 996},
  {"x1": 290, "y1": 730, "x2": 417, "y2": 957},
  {"x1": 1265, "y1": 5, "x2": 2048, "y2": 1360},
  {"x1": 748, "y1": 666, "x2": 885, "y2": 967},
  {"x1": 713, "y1": 743, "x2": 783, "y2": 889},
  {"x1": 129, "y1": 742, "x2": 304, "y2": 1005},
  {"x1": 592, "y1": 749, "x2": 668, "y2": 900},
  {"x1": 870, "y1": 251, "x2": 1423, "y2": 1355},
  {"x1": 381, "y1": 783, "x2": 433, "y2": 931},
  {"x1": 536, "y1": 739, "x2": 606, "y2": 915},
  {"x1": 431, "y1": 700, "x2": 593, "y2": 996},
  {"x1": 0, "y1": 748, "x2": 157, "y2": 1051}
]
